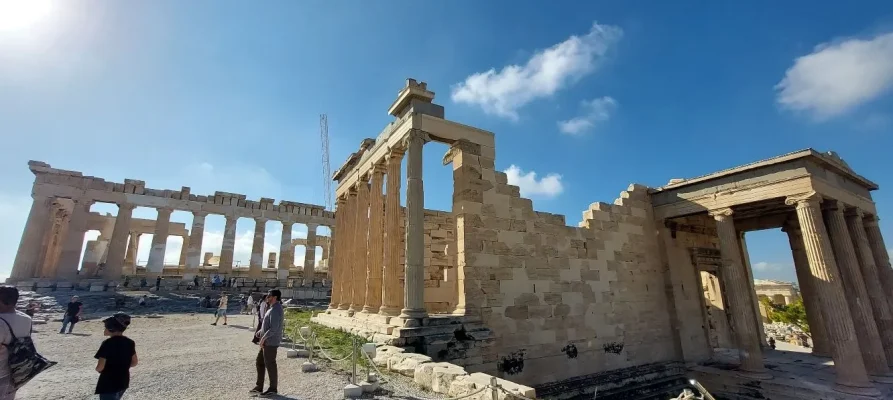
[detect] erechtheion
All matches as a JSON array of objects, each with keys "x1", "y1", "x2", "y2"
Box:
[
  {"x1": 313, "y1": 79, "x2": 893, "y2": 399},
  {"x1": 9, "y1": 161, "x2": 335, "y2": 289}
]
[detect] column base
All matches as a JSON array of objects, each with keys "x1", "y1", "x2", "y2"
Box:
[
  {"x1": 378, "y1": 306, "x2": 401, "y2": 317},
  {"x1": 277, "y1": 270, "x2": 289, "y2": 279},
  {"x1": 735, "y1": 370, "x2": 772, "y2": 380},
  {"x1": 833, "y1": 382, "x2": 881, "y2": 397},
  {"x1": 398, "y1": 308, "x2": 428, "y2": 327},
  {"x1": 870, "y1": 374, "x2": 893, "y2": 384}
]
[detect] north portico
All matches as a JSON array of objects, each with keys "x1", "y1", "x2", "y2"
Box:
[{"x1": 653, "y1": 149, "x2": 893, "y2": 396}]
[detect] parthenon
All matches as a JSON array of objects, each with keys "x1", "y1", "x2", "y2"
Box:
[
  {"x1": 9, "y1": 162, "x2": 335, "y2": 287},
  {"x1": 312, "y1": 79, "x2": 893, "y2": 399}
]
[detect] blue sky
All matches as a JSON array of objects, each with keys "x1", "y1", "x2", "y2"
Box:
[{"x1": 1, "y1": 1, "x2": 892, "y2": 284}]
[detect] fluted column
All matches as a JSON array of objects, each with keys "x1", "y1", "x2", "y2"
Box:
[
  {"x1": 710, "y1": 208, "x2": 767, "y2": 376},
  {"x1": 304, "y1": 223, "x2": 318, "y2": 286},
  {"x1": 124, "y1": 232, "x2": 139, "y2": 271},
  {"x1": 249, "y1": 218, "x2": 267, "y2": 278},
  {"x1": 363, "y1": 165, "x2": 386, "y2": 313},
  {"x1": 824, "y1": 203, "x2": 890, "y2": 377},
  {"x1": 329, "y1": 198, "x2": 346, "y2": 309},
  {"x1": 351, "y1": 177, "x2": 371, "y2": 312},
  {"x1": 380, "y1": 147, "x2": 405, "y2": 316},
  {"x1": 58, "y1": 199, "x2": 94, "y2": 280},
  {"x1": 738, "y1": 232, "x2": 768, "y2": 349},
  {"x1": 279, "y1": 221, "x2": 294, "y2": 279},
  {"x1": 146, "y1": 207, "x2": 173, "y2": 274},
  {"x1": 177, "y1": 236, "x2": 188, "y2": 266},
  {"x1": 339, "y1": 189, "x2": 357, "y2": 310},
  {"x1": 848, "y1": 210, "x2": 893, "y2": 365},
  {"x1": 218, "y1": 216, "x2": 237, "y2": 274},
  {"x1": 400, "y1": 130, "x2": 429, "y2": 324},
  {"x1": 104, "y1": 203, "x2": 135, "y2": 281},
  {"x1": 185, "y1": 212, "x2": 207, "y2": 277},
  {"x1": 787, "y1": 193, "x2": 877, "y2": 395},
  {"x1": 11, "y1": 195, "x2": 54, "y2": 280},
  {"x1": 863, "y1": 216, "x2": 893, "y2": 309},
  {"x1": 39, "y1": 204, "x2": 70, "y2": 279},
  {"x1": 784, "y1": 225, "x2": 831, "y2": 357}
]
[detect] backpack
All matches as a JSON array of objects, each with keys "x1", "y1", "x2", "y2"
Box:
[{"x1": 0, "y1": 317, "x2": 57, "y2": 389}]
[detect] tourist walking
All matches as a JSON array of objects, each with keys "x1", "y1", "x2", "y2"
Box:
[
  {"x1": 193, "y1": 276, "x2": 199, "y2": 289},
  {"x1": 246, "y1": 295, "x2": 255, "y2": 315},
  {"x1": 251, "y1": 290, "x2": 283, "y2": 396},
  {"x1": 59, "y1": 295, "x2": 82, "y2": 334},
  {"x1": 211, "y1": 293, "x2": 229, "y2": 326},
  {"x1": 94, "y1": 313, "x2": 137, "y2": 400},
  {"x1": 154, "y1": 276, "x2": 161, "y2": 291},
  {"x1": 0, "y1": 286, "x2": 35, "y2": 399}
]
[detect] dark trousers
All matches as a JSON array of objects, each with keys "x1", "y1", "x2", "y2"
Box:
[
  {"x1": 98, "y1": 390, "x2": 126, "y2": 400},
  {"x1": 255, "y1": 346, "x2": 278, "y2": 390}
]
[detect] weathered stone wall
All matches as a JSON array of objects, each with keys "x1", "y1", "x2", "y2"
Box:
[
  {"x1": 397, "y1": 209, "x2": 458, "y2": 313},
  {"x1": 449, "y1": 141, "x2": 678, "y2": 387}
]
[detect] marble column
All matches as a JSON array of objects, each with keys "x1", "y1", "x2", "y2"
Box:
[
  {"x1": 351, "y1": 177, "x2": 370, "y2": 312},
  {"x1": 10, "y1": 195, "x2": 54, "y2": 280},
  {"x1": 178, "y1": 236, "x2": 189, "y2": 267},
  {"x1": 39, "y1": 204, "x2": 70, "y2": 279},
  {"x1": 57, "y1": 199, "x2": 93, "y2": 280},
  {"x1": 399, "y1": 130, "x2": 429, "y2": 324},
  {"x1": 863, "y1": 216, "x2": 893, "y2": 309},
  {"x1": 824, "y1": 203, "x2": 890, "y2": 377},
  {"x1": 738, "y1": 232, "x2": 768, "y2": 349},
  {"x1": 330, "y1": 197, "x2": 347, "y2": 309},
  {"x1": 279, "y1": 221, "x2": 294, "y2": 279},
  {"x1": 125, "y1": 232, "x2": 139, "y2": 271},
  {"x1": 249, "y1": 218, "x2": 267, "y2": 278},
  {"x1": 339, "y1": 189, "x2": 357, "y2": 310},
  {"x1": 784, "y1": 225, "x2": 831, "y2": 357},
  {"x1": 218, "y1": 216, "x2": 237, "y2": 274},
  {"x1": 363, "y1": 165, "x2": 386, "y2": 313},
  {"x1": 304, "y1": 223, "x2": 318, "y2": 286},
  {"x1": 380, "y1": 147, "x2": 405, "y2": 316},
  {"x1": 146, "y1": 207, "x2": 173, "y2": 274},
  {"x1": 710, "y1": 208, "x2": 767, "y2": 376},
  {"x1": 185, "y1": 212, "x2": 207, "y2": 277},
  {"x1": 848, "y1": 209, "x2": 893, "y2": 365},
  {"x1": 787, "y1": 193, "x2": 877, "y2": 395},
  {"x1": 103, "y1": 203, "x2": 135, "y2": 281}
]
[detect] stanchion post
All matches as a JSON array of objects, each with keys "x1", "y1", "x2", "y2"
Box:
[
  {"x1": 490, "y1": 376, "x2": 499, "y2": 400},
  {"x1": 352, "y1": 337, "x2": 358, "y2": 385}
]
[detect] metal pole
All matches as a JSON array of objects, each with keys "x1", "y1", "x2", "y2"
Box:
[
  {"x1": 490, "y1": 376, "x2": 498, "y2": 400},
  {"x1": 351, "y1": 336, "x2": 358, "y2": 385}
]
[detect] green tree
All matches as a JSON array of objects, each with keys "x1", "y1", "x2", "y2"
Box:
[{"x1": 761, "y1": 297, "x2": 810, "y2": 333}]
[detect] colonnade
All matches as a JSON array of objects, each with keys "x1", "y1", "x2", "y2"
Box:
[
  {"x1": 710, "y1": 192, "x2": 893, "y2": 394},
  {"x1": 11, "y1": 197, "x2": 328, "y2": 283},
  {"x1": 329, "y1": 129, "x2": 428, "y2": 325}
]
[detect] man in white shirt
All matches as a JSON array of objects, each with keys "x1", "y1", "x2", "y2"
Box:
[{"x1": 0, "y1": 286, "x2": 33, "y2": 400}]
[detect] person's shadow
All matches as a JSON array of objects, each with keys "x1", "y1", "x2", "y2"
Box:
[{"x1": 227, "y1": 325, "x2": 253, "y2": 331}]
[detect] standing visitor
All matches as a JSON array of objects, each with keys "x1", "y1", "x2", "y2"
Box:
[
  {"x1": 59, "y1": 295, "x2": 82, "y2": 334},
  {"x1": 0, "y1": 286, "x2": 34, "y2": 399},
  {"x1": 193, "y1": 276, "x2": 199, "y2": 289},
  {"x1": 246, "y1": 295, "x2": 255, "y2": 315},
  {"x1": 154, "y1": 276, "x2": 161, "y2": 291},
  {"x1": 24, "y1": 302, "x2": 39, "y2": 318},
  {"x1": 94, "y1": 313, "x2": 137, "y2": 400},
  {"x1": 211, "y1": 293, "x2": 229, "y2": 326},
  {"x1": 250, "y1": 290, "x2": 283, "y2": 396}
]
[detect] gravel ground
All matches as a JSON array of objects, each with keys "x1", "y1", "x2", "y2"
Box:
[{"x1": 19, "y1": 312, "x2": 446, "y2": 400}]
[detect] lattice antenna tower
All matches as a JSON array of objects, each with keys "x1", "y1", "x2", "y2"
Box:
[{"x1": 320, "y1": 113, "x2": 332, "y2": 211}]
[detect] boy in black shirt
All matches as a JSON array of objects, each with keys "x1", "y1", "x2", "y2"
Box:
[{"x1": 95, "y1": 313, "x2": 137, "y2": 400}]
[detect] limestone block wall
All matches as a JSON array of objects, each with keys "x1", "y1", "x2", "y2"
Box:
[
  {"x1": 397, "y1": 208, "x2": 458, "y2": 313},
  {"x1": 449, "y1": 141, "x2": 678, "y2": 387}
]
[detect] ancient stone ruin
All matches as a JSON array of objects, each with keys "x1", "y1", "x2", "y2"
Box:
[
  {"x1": 314, "y1": 79, "x2": 893, "y2": 399},
  {"x1": 9, "y1": 162, "x2": 335, "y2": 293}
]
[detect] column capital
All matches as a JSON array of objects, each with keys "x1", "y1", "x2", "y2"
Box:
[
  {"x1": 844, "y1": 208, "x2": 865, "y2": 220},
  {"x1": 254, "y1": 217, "x2": 267, "y2": 224},
  {"x1": 372, "y1": 162, "x2": 387, "y2": 175},
  {"x1": 863, "y1": 214, "x2": 880, "y2": 227},
  {"x1": 354, "y1": 172, "x2": 371, "y2": 187},
  {"x1": 336, "y1": 195, "x2": 348, "y2": 206},
  {"x1": 224, "y1": 214, "x2": 238, "y2": 223},
  {"x1": 73, "y1": 198, "x2": 95, "y2": 210},
  {"x1": 305, "y1": 222, "x2": 318, "y2": 231},
  {"x1": 708, "y1": 207, "x2": 734, "y2": 220},
  {"x1": 347, "y1": 186, "x2": 358, "y2": 196},
  {"x1": 784, "y1": 191, "x2": 821, "y2": 208},
  {"x1": 118, "y1": 203, "x2": 136, "y2": 212},
  {"x1": 401, "y1": 129, "x2": 431, "y2": 148},
  {"x1": 387, "y1": 145, "x2": 406, "y2": 159},
  {"x1": 156, "y1": 207, "x2": 174, "y2": 214},
  {"x1": 192, "y1": 210, "x2": 208, "y2": 218},
  {"x1": 281, "y1": 220, "x2": 295, "y2": 228}
]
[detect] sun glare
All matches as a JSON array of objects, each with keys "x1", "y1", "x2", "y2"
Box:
[{"x1": 0, "y1": 0, "x2": 53, "y2": 32}]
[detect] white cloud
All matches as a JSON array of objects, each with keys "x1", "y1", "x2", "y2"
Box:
[
  {"x1": 451, "y1": 22, "x2": 622, "y2": 120},
  {"x1": 753, "y1": 261, "x2": 788, "y2": 271},
  {"x1": 558, "y1": 96, "x2": 617, "y2": 135},
  {"x1": 775, "y1": 32, "x2": 893, "y2": 120},
  {"x1": 504, "y1": 165, "x2": 564, "y2": 198}
]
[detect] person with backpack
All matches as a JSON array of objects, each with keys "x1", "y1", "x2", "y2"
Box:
[
  {"x1": 94, "y1": 313, "x2": 137, "y2": 400},
  {"x1": 0, "y1": 286, "x2": 55, "y2": 399}
]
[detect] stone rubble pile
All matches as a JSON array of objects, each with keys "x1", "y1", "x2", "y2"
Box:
[{"x1": 764, "y1": 322, "x2": 811, "y2": 346}]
